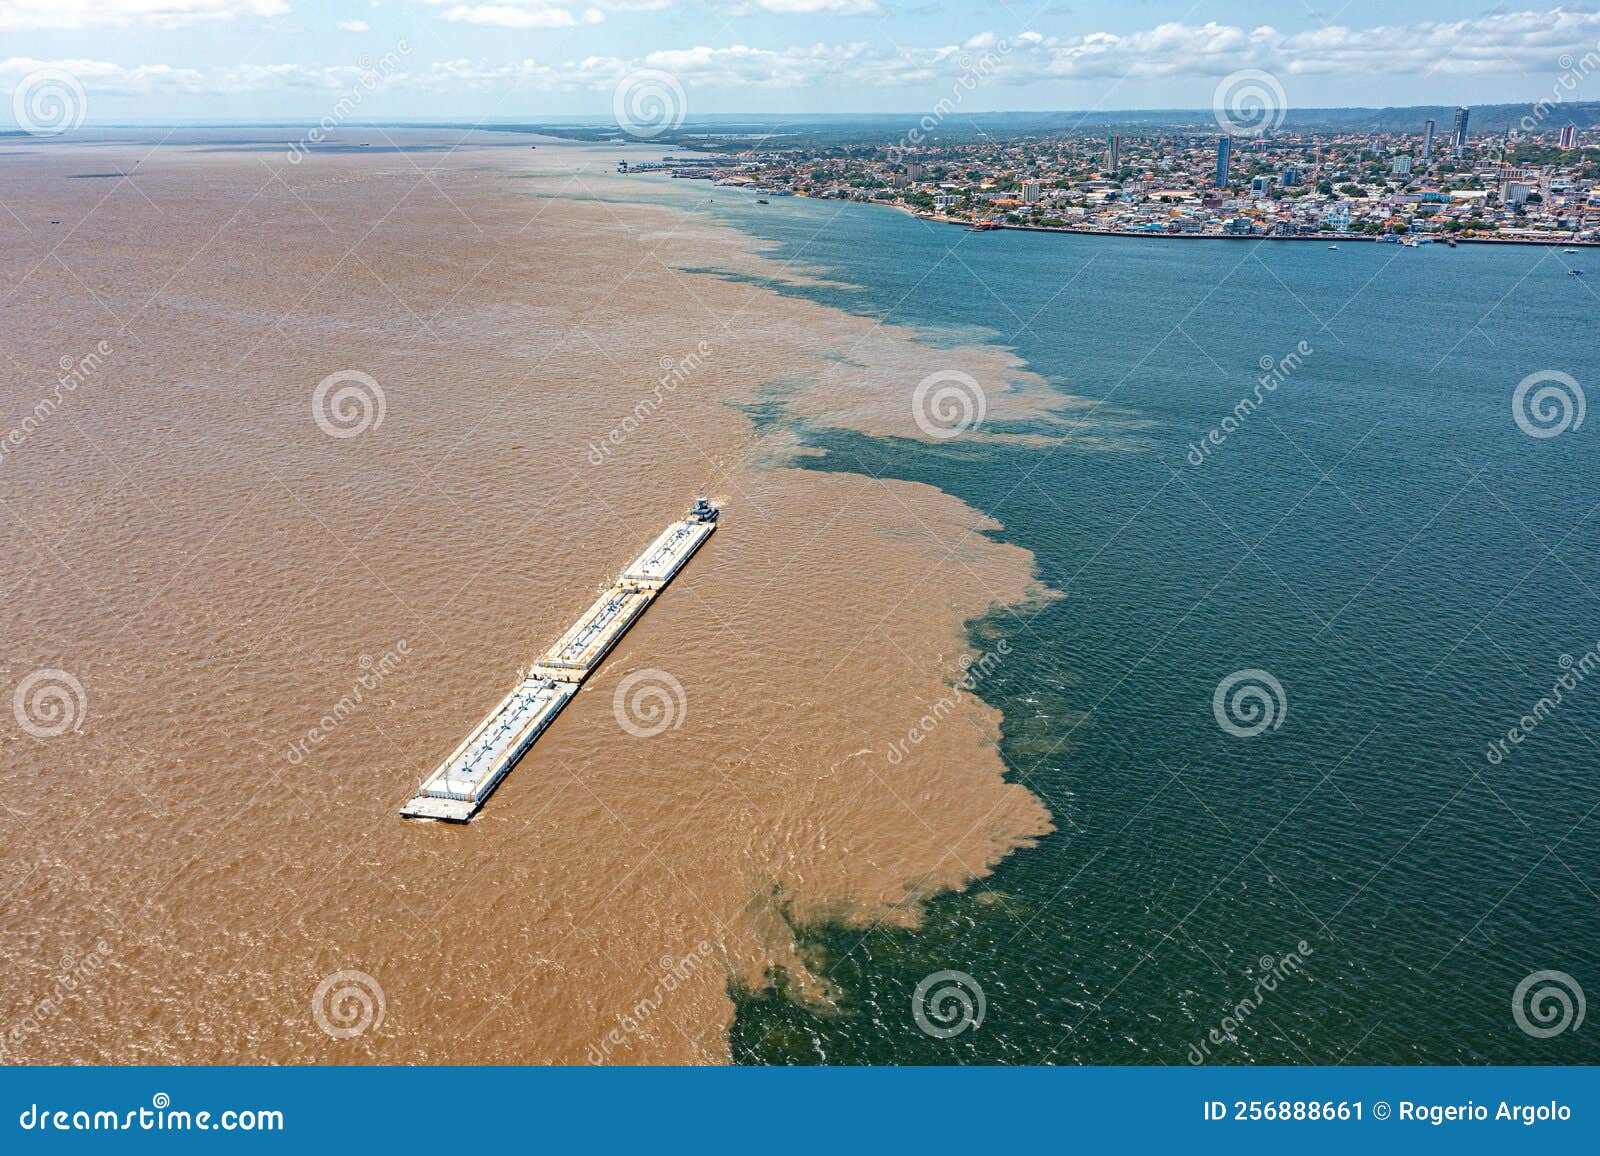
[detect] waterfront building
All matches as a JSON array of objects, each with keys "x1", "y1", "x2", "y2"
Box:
[
  {"x1": 1451, "y1": 107, "x2": 1470, "y2": 154},
  {"x1": 653, "y1": 115, "x2": 1593, "y2": 243},
  {"x1": 1502, "y1": 181, "x2": 1536, "y2": 205}
]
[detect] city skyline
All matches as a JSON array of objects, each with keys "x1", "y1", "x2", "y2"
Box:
[
  {"x1": 2, "y1": 3, "x2": 1600, "y2": 126},
  {"x1": 648, "y1": 107, "x2": 1596, "y2": 244}
]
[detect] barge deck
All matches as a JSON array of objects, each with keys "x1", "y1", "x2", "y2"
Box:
[{"x1": 400, "y1": 500, "x2": 718, "y2": 822}]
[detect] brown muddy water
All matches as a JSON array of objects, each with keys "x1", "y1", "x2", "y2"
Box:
[{"x1": 0, "y1": 129, "x2": 1058, "y2": 1063}]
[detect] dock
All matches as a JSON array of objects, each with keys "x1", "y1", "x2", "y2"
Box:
[{"x1": 400, "y1": 500, "x2": 718, "y2": 822}]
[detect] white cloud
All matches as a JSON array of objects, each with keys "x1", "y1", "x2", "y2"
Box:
[
  {"x1": 489, "y1": 12, "x2": 1600, "y2": 89},
  {"x1": 984, "y1": 11, "x2": 1600, "y2": 83},
  {"x1": 424, "y1": 0, "x2": 670, "y2": 27},
  {"x1": 743, "y1": 0, "x2": 882, "y2": 14},
  {"x1": 0, "y1": 55, "x2": 418, "y2": 102},
  {"x1": 0, "y1": 0, "x2": 289, "y2": 30},
  {"x1": 443, "y1": 11, "x2": 1600, "y2": 88},
  {"x1": 441, "y1": 3, "x2": 581, "y2": 26},
  {"x1": 6, "y1": 9, "x2": 1596, "y2": 102},
  {"x1": 2, "y1": 56, "x2": 207, "y2": 95},
  {"x1": 336, "y1": 19, "x2": 370, "y2": 31},
  {"x1": 1070, "y1": 11, "x2": 1585, "y2": 84}
]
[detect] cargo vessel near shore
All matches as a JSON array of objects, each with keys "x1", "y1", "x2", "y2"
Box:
[{"x1": 400, "y1": 500, "x2": 718, "y2": 823}]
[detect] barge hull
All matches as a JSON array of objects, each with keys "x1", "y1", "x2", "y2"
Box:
[
  {"x1": 401, "y1": 504, "x2": 716, "y2": 822},
  {"x1": 530, "y1": 586, "x2": 654, "y2": 683}
]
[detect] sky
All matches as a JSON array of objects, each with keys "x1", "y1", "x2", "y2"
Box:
[{"x1": 2, "y1": 2, "x2": 1599, "y2": 126}]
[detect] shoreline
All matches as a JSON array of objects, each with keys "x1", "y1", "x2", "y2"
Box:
[
  {"x1": 878, "y1": 199, "x2": 1600, "y2": 247},
  {"x1": 658, "y1": 174, "x2": 1597, "y2": 248}
]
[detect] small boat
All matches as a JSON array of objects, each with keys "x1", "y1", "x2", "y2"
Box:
[
  {"x1": 967, "y1": 220, "x2": 1002, "y2": 232},
  {"x1": 755, "y1": 198, "x2": 769, "y2": 204},
  {"x1": 1570, "y1": 269, "x2": 1584, "y2": 276},
  {"x1": 1564, "y1": 248, "x2": 1579, "y2": 253},
  {"x1": 690, "y1": 498, "x2": 719, "y2": 523},
  {"x1": 1327, "y1": 245, "x2": 1339, "y2": 250}
]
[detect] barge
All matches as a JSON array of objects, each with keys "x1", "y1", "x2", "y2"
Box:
[{"x1": 400, "y1": 500, "x2": 718, "y2": 822}]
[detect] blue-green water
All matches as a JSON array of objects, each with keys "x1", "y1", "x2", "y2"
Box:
[{"x1": 672, "y1": 188, "x2": 1600, "y2": 1063}]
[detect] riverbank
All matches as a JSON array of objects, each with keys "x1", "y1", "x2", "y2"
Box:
[{"x1": 876, "y1": 200, "x2": 1600, "y2": 246}]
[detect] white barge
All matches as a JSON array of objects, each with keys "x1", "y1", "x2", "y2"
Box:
[
  {"x1": 529, "y1": 586, "x2": 654, "y2": 683},
  {"x1": 401, "y1": 500, "x2": 718, "y2": 823},
  {"x1": 621, "y1": 517, "x2": 716, "y2": 589}
]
